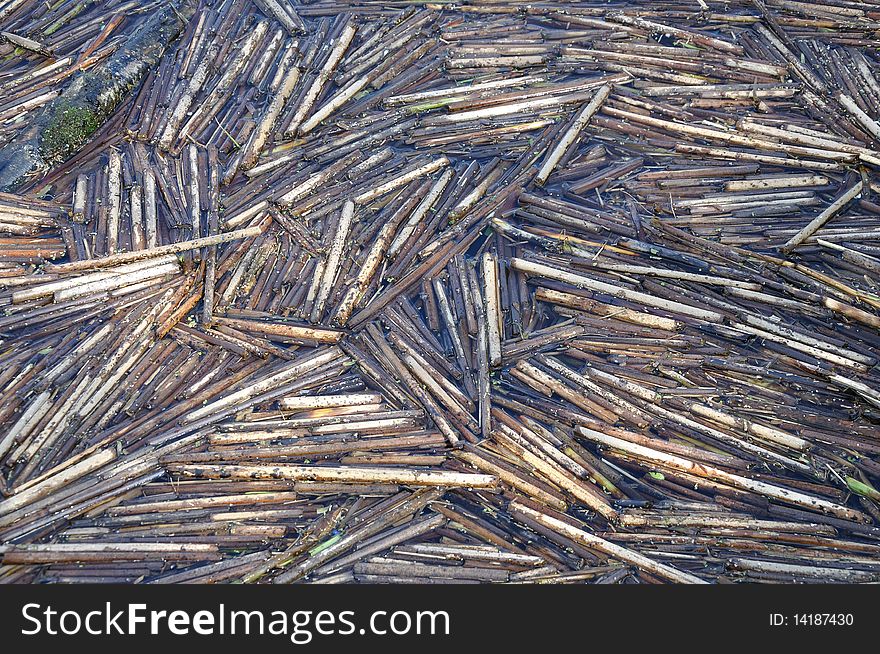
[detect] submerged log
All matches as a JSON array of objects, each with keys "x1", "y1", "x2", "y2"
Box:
[{"x1": 0, "y1": 2, "x2": 196, "y2": 191}]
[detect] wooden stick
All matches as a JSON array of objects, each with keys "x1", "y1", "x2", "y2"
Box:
[
  {"x1": 782, "y1": 181, "x2": 863, "y2": 253},
  {"x1": 510, "y1": 501, "x2": 708, "y2": 584},
  {"x1": 577, "y1": 428, "x2": 868, "y2": 522},
  {"x1": 44, "y1": 225, "x2": 265, "y2": 273},
  {"x1": 536, "y1": 84, "x2": 611, "y2": 185},
  {"x1": 166, "y1": 463, "x2": 497, "y2": 488}
]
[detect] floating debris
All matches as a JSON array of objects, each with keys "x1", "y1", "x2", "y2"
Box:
[{"x1": 1, "y1": 0, "x2": 880, "y2": 585}]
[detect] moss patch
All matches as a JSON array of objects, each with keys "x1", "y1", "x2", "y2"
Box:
[{"x1": 39, "y1": 101, "x2": 100, "y2": 163}]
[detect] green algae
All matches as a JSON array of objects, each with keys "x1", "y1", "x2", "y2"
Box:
[{"x1": 39, "y1": 101, "x2": 100, "y2": 164}]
